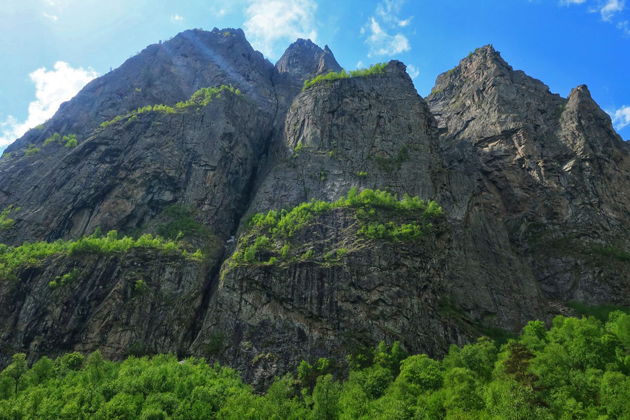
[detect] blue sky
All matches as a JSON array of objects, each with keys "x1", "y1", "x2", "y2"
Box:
[{"x1": 1, "y1": 0, "x2": 629, "y2": 148}]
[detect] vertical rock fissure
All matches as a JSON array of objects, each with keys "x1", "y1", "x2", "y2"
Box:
[{"x1": 183, "y1": 72, "x2": 283, "y2": 352}]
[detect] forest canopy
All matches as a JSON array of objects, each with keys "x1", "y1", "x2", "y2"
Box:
[{"x1": 1, "y1": 311, "x2": 630, "y2": 419}]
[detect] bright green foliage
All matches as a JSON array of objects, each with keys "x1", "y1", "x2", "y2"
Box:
[
  {"x1": 2, "y1": 312, "x2": 630, "y2": 418},
  {"x1": 100, "y1": 85, "x2": 242, "y2": 128},
  {"x1": 232, "y1": 188, "x2": 443, "y2": 265},
  {"x1": 0, "y1": 353, "x2": 251, "y2": 419},
  {"x1": 48, "y1": 268, "x2": 80, "y2": 289},
  {"x1": 303, "y1": 63, "x2": 388, "y2": 90},
  {"x1": 0, "y1": 206, "x2": 18, "y2": 231},
  {"x1": 24, "y1": 145, "x2": 40, "y2": 156},
  {"x1": 43, "y1": 133, "x2": 78, "y2": 148},
  {"x1": 0, "y1": 230, "x2": 202, "y2": 281},
  {"x1": 63, "y1": 134, "x2": 78, "y2": 148},
  {"x1": 43, "y1": 133, "x2": 61, "y2": 145}
]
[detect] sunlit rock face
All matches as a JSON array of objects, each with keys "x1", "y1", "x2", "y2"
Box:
[{"x1": 0, "y1": 33, "x2": 628, "y2": 387}]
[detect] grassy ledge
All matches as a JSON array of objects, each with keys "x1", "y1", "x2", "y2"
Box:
[
  {"x1": 0, "y1": 230, "x2": 203, "y2": 281},
  {"x1": 99, "y1": 85, "x2": 242, "y2": 128},
  {"x1": 230, "y1": 188, "x2": 443, "y2": 266},
  {"x1": 302, "y1": 63, "x2": 388, "y2": 90}
]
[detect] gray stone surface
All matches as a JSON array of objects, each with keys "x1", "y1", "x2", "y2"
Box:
[{"x1": 0, "y1": 35, "x2": 628, "y2": 386}]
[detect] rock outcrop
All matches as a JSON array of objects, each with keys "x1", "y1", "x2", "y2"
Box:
[
  {"x1": 0, "y1": 34, "x2": 628, "y2": 388},
  {"x1": 427, "y1": 46, "x2": 630, "y2": 330}
]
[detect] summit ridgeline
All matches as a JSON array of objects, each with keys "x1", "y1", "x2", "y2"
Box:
[{"x1": 0, "y1": 31, "x2": 628, "y2": 387}]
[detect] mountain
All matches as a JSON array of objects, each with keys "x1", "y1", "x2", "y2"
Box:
[{"x1": 0, "y1": 31, "x2": 628, "y2": 387}]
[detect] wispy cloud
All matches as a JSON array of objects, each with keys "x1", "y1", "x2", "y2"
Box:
[
  {"x1": 170, "y1": 14, "x2": 184, "y2": 23},
  {"x1": 42, "y1": 12, "x2": 59, "y2": 21},
  {"x1": 599, "y1": 0, "x2": 625, "y2": 21},
  {"x1": 560, "y1": 0, "x2": 587, "y2": 5},
  {"x1": 617, "y1": 19, "x2": 630, "y2": 33},
  {"x1": 376, "y1": 0, "x2": 414, "y2": 27},
  {"x1": 362, "y1": 0, "x2": 412, "y2": 57},
  {"x1": 555, "y1": 0, "x2": 627, "y2": 33},
  {"x1": 0, "y1": 62, "x2": 98, "y2": 147},
  {"x1": 363, "y1": 18, "x2": 410, "y2": 57},
  {"x1": 611, "y1": 105, "x2": 630, "y2": 130},
  {"x1": 406, "y1": 64, "x2": 420, "y2": 79},
  {"x1": 243, "y1": 0, "x2": 318, "y2": 59}
]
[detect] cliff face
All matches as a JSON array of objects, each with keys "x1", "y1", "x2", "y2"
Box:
[
  {"x1": 427, "y1": 46, "x2": 630, "y2": 328},
  {"x1": 0, "y1": 33, "x2": 628, "y2": 386},
  {"x1": 0, "y1": 248, "x2": 206, "y2": 367}
]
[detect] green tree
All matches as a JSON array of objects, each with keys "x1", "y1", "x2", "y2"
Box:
[
  {"x1": 4, "y1": 353, "x2": 28, "y2": 395},
  {"x1": 311, "y1": 374, "x2": 340, "y2": 420}
]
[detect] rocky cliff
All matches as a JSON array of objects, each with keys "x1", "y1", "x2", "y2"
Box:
[{"x1": 0, "y1": 32, "x2": 628, "y2": 386}]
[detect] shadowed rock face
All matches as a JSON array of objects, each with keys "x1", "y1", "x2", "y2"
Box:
[
  {"x1": 0, "y1": 249, "x2": 207, "y2": 367},
  {"x1": 0, "y1": 35, "x2": 628, "y2": 387},
  {"x1": 427, "y1": 45, "x2": 630, "y2": 330}
]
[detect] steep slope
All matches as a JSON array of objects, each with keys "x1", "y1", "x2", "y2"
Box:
[
  {"x1": 4, "y1": 28, "x2": 276, "y2": 156},
  {"x1": 190, "y1": 62, "x2": 457, "y2": 384},
  {"x1": 0, "y1": 30, "x2": 348, "y2": 370},
  {"x1": 0, "y1": 33, "x2": 628, "y2": 387},
  {"x1": 248, "y1": 61, "x2": 440, "y2": 214},
  {"x1": 0, "y1": 244, "x2": 206, "y2": 367},
  {"x1": 192, "y1": 192, "x2": 462, "y2": 385},
  {"x1": 0, "y1": 88, "x2": 272, "y2": 246},
  {"x1": 427, "y1": 46, "x2": 630, "y2": 328}
]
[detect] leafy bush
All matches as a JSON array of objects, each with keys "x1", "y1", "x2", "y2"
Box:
[
  {"x1": 0, "y1": 206, "x2": 18, "y2": 231},
  {"x1": 24, "y1": 145, "x2": 40, "y2": 156},
  {"x1": 0, "y1": 230, "x2": 202, "y2": 281},
  {"x1": 100, "y1": 85, "x2": 242, "y2": 128},
  {"x1": 303, "y1": 63, "x2": 388, "y2": 90},
  {"x1": 43, "y1": 133, "x2": 78, "y2": 148},
  {"x1": 3, "y1": 312, "x2": 630, "y2": 418}
]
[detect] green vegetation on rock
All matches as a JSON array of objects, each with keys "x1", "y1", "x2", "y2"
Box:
[
  {"x1": 0, "y1": 206, "x2": 18, "y2": 231},
  {"x1": 156, "y1": 205, "x2": 211, "y2": 241},
  {"x1": 567, "y1": 301, "x2": 630, "y2": 321},
  {"x1": 231, "y1": 188, "x2": 443, "y2": 265},
  {"x1": 43, "y1": 133, "x2": 78, "y2": 148},
  {"x1": 2, "y1": 312, "x2": 630, "y2": 419},
  {"x1": 303, "y1": 63, "x2": 388, "y2": 90},
  {"x1": 100, "y1": 85, "x2": 242, "y2": 128},
  {"x1": 24, "y1": 145, "x2": 40, "y2": 157},
  {"x1": 0, "y1": 230, "x2": 202, "y2": 281}
]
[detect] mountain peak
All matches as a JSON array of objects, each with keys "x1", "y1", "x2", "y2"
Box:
[{"x1": 275, "y1": 39, "x2": 342, "y2": 80}]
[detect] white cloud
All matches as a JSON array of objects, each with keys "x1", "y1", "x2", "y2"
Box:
[
  {"x1": 560, "y1": 0, "x2": 587, "y2": 5},
  {"x1": 170, "y1": 14, "x2": 184, "y2": 23},
  {"x1": 406, "y1": 64, "x2": 420, "y2": 79},
  {"x1": 375, "y1": 0, "x2": 413, "y2": 27},
  {"x1": 243, "y1": 0, "x2": 318, "y2": 59},
  {"x1": 611, "y1": 105, "x2": 630, "y2": 130},
  {"x1": 362, "y1": 0, "x2": 412, "y2": 57},
  {"x1": 600, "y1": 0, "x2": 625, "y2": 21},
  {"x1": 0, "y1": 61, "x2": 98, "y2": 147},
  {"x1": 356, "y1": 60, "x2": 365, "y2": 69},
  {"x1": 618, "y1": 19, "x2": 630, "y2": 33},
  {"x1": 42, "y1": 12, "x2": 59, "y2": 21},
  {"x1": 398, "y1": 17, "x2": 412, "y2": 27},
  {"x1": 365, "y1": 17, "x2": 410, "y2": 57}
]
